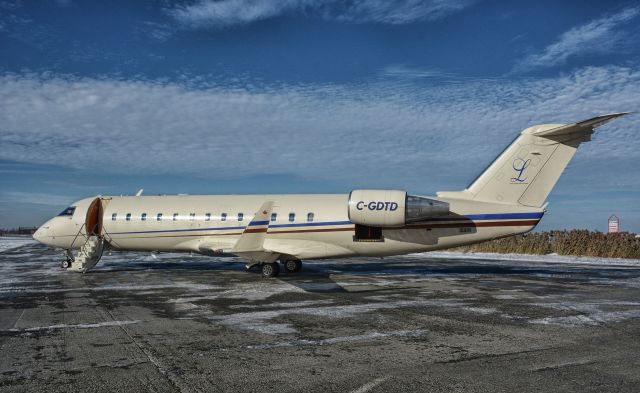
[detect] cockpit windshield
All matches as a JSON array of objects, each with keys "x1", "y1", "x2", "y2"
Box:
[{"x1": 58, "y1": 207, "x2": 76, "y2": 216}]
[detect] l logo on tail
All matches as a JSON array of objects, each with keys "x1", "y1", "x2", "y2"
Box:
[{"x1": 511, "y1": 158, "x2": 531, "y2": 183}]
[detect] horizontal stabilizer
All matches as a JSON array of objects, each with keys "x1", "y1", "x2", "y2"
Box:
[{"x1": 526, "y1": 112, "x2": 629, "y2": 137}]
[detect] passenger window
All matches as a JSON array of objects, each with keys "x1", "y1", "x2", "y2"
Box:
[
  {"x1": 271, "y1": 213, "x2": 277, "y2": 222},
  {"x1": 221, "y1": 213, "x2": 227, "y2": 221},
  {"x1": 307, "y1": 212, "x2": 314, "y2": 222},
  {"x1": 141, "y1": 213, "x2": 147, "y2": 221},
  {"x1": 173, "y1": 213, "x2": 178, "y2": 221},
  {"x1": 289, "y1": 213, "x2": 295, "y2": 222},
  {"x1": 157, "y1": 213, "x2": 163, "y2": 221},
  {"x1": 189, "y1": 213, "x2": 195, "y2": 221},
  {"x1": 126, "y1": 213, "x2": 131, "y2": 221},
  {"x1": 112, "y1": 213, "x2": 117, "y2": 221},
  {"x1": 238, "y1": 213, "x2": 244, "y2": 222},
  {"x1": 205, "y1": 213, "x2": 211, "y2": 221}
]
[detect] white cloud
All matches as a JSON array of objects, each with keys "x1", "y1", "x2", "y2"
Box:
[
  {"x1": 514, "y1": 7, "x2": 640, "y2": 72},
  {"x1": 170, "y1": 0, "x2": 476, "y2": 28},
  {"x1": 0, "y1": 66, "x2": 638, "y2": 195}
]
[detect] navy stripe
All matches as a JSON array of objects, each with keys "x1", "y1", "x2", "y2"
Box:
[
  {"x1": 112, "y1": 226, "x2": 247, "y2": 235},
  {"x1": 109, "y1": 214, "x2": 540, "y2": 236},
  {"x1": 110, "y1": 220, "x2": 353, "y2": 235},
  {"x1": 269, "y1": 221, "x2": 352, "y2": 228}
]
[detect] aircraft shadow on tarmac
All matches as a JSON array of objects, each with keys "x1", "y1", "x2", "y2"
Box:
[{"x1": 86, "y1": 254, "x2": 639, "y2": 294}]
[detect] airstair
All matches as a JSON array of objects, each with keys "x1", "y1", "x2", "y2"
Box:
[
  {"x1": 68, "y1": 235, "x2": 105, "y2": 273},
  {"x1": 64, "y1": 197, "x2": 110, "y2": 273}
]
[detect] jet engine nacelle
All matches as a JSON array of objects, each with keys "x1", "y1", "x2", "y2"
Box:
[{"x1": 348, "y1": 189, "x2": 450, "y2": 227}]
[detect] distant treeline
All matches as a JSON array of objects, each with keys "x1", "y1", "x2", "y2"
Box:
[
  {"x1": 0, "y1": 227, "x2": 37, "y2": 236},
  {"x1": 453, "y1": 230, "x2": 640, "y2": 259}
]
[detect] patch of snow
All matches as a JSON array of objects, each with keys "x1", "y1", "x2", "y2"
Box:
[
  {"x1": 423, "y1": 251, "x2": 640, "y2": 267},
  {"x1": 531, "y1": 310, "x2": 640, "y2": 327},
  {"x1": 206, "y1": 298, "x2": 465, "y2": 335},
  {"x1": 6, "y1": 320, "x2": 140, "y2": 332},
  {"x1": 247, "y1": 329, "x2": 424, "y2": 349},
  {"x1": 464, "y1": 307, "x2": 498, "y2": 315},
  {"x1": 0, "y1": 283, "x2": 222, "y2": 294},
  {"x1": 0, "y1": 237, "x2": 36, "y2": 253},
  {"x1": 167, "y1": 281, "x2": 305, "y2": 303},
  {"x1": 229, "y1": 299, "x2": 335, "y2": 309}
]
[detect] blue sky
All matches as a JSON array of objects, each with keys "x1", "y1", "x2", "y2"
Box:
[{"x1": 1, "y1": 0, "x2": 639, "y2": 232}]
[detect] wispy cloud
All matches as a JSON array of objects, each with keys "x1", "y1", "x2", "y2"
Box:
[
  {"x1": 514, "y1": 7, "x2": 640, "y2": 72},
  {"x1": 0, "y1": 191, "x2": 76, "y2": 206},
  {"x1": 170, "y1": 0, "x2": 477, "y2": 29},
  {"x1": 0, "y1": 66, "x2": 638, "y2": 194},
  {"x1": 322, "y1": 0, "x2": 477, "y2": 25},
  {"x1": 380, "y1": 64, "x2": 453, "y2": 79}
]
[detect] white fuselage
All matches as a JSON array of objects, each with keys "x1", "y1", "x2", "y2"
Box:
[
  {"x1": 32, "y1": 113, "x2": 628, "y2": 271},
  {"x1": 34, "y1": 194, "x2": 543, "y2": 260}
]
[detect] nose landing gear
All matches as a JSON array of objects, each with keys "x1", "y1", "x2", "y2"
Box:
[{"x1": 61, "y1": 250, "x2": 73, "y2": 269}]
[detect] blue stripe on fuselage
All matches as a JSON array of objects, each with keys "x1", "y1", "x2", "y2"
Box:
[
  {"x1": 107, "y1": 213, "x2": 541, "y2": 236},
  {"x1": 248, "y1": 220, "x2": 270, "y2": 226}
]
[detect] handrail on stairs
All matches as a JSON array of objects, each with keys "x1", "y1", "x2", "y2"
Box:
[{"x1": 70, "y1": 223, "x2": 88, "y2": 251}]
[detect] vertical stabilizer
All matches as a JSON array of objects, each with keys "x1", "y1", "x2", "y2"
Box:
[{"x1": 440, "y1": 113, "x2": 628, "y2": 207}]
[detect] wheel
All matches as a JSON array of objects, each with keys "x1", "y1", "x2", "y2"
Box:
[
  {"x1": 61, "y1": 259, "x2": 71, "y2": 269},
  {"x1": 261, "y1": 262, "x2": 280, "y2": 278},
  {"x1": 283, "y1": 259, "x2": 302, "y2": 273}
]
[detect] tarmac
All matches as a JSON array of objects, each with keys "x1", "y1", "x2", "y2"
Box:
[{"x1": 1, "y1": 240, "x2": 640, "y2": 392}]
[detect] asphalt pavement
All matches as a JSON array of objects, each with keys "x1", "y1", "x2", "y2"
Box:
[{"x1": 1, "y1": 241, "x2": 640, "y2": 392}]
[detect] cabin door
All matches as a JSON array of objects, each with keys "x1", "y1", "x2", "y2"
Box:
[{"x1": 85, "y1": 198, "x2": 103, "y2": 237}]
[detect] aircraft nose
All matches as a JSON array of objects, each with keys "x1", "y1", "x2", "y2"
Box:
[{"x1": 33, "y1": 225, "x2": 48, "y2": 243}]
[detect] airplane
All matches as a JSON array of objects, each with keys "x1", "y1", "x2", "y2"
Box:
[{"x1": 33, "y1": 113, "x2": 628, "y2": 278}]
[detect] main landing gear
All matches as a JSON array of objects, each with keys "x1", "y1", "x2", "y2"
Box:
[
  {"x1": 261, "y1": 262, "x2": 280, "y2": 278},
  {"x1": 249, "y1": 259, "x2": 303, "y2": 278},
  {"x1": 283, "y1": 259, "x2": 302, "y2": 273}
]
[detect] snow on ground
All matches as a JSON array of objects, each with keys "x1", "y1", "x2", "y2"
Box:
[
  {"x1": 423, "y1": 251, "x2": 640, "y2": 267},
  {"x1": 0, "y1": 236, "x2": 36, "y2": 253},
  {"x1": 5, "y1": 320, "x2": 140, "y2": 333}
]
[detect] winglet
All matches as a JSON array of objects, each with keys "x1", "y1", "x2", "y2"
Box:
[{"x1": 232, "y1": 201, "x2": 274, "y2": 253}]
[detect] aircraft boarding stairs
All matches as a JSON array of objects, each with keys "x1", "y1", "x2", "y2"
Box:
[
  {"x1": 67, "y1": 236, "x2": 104, "y2": 273},
  {"x1": 64, "y1": 224, "x2": 107, "y2": 273}
]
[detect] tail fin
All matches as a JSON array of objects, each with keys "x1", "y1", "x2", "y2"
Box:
[{"x1": 439, "y1": 113, "x2": 629, "y2": 207}]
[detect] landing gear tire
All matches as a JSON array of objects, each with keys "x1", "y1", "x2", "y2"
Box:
[
  {"x1": 283, "y1": 259, "x2": 302, "y2": 273},
  {"x1": 61, "y1": 259, "x2": 71, "y2": 269},
  {"x1": 261, "y1": 262, "x2": 280, "y2": 278}
]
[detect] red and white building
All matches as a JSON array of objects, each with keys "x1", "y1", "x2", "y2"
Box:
[{"x1": 608, "y1": 214, "x2": 620, "y2": 234}]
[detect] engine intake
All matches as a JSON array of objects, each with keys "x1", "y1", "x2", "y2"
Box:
[{"x1": 348, "y1": 189, "x2": 449, "y2": 227}]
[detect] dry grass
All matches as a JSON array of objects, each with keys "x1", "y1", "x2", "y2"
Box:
[{"x1": 453, "y1": 230, "x2": 640, "y2": 259}]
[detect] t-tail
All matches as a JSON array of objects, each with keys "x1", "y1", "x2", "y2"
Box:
[{"x1": 438, "y1": 113, "x2": 629, "y2": 207}]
